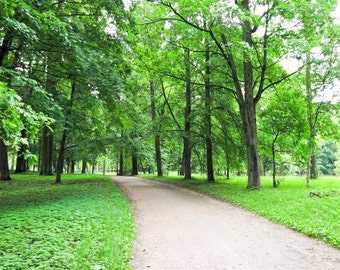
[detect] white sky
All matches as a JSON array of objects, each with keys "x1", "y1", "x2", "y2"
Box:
[
  {"x1": 332, "y1": 0, "x2": 340, "y2": 23},
  {"x1": 123, "y1": 0, "x2": 132, "y2": 10}
]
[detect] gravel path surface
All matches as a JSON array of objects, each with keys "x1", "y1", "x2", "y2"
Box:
[{"x1": 113, "y1": 176, "x2": 340, "y2": 270}]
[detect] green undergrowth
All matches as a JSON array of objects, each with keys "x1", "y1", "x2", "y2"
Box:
[
  {"x1": 141, "y1": 174, "x2": 340, "y2": 249},
  {"x1": 0, "y1": 173, "x2": 134, "y2": 270}
]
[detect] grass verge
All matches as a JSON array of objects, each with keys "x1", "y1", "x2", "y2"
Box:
[
  {"x1": 0, "y1": 173, "x2": 134, "y2": 270},
  {"x1": 140, "y1": 174, "x2": 340, "y2": 249}
]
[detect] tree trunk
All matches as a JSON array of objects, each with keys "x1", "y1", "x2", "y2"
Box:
[
  {"x1": 118, "y1": 150, "x2": 124, "y2": 175},
  {"x1": 150, "y1": 80, "x2": 163, "y2": 176},
  {"x1": 226, "y1": 169, "x2": 230, "y2": 180},
  {"x1": 178, "y1": 155, "x2": 183, "y2": 176},
  {"x1": 216, "y1": 0, "x2": 261, "y2": 188},
  {"x1": 0, "y1": 30, "x2": 13, "y2": 66},
  {"x1": 56, "y1": 132, "x2": 67, "y2": 183},
  {"x1": 240, "y1": 0, "x2": 260, "y2": 189},
  {"x1": 243, "y1": 117, "x2": 261, "y2": 189},
  {"x1": 81, "y1": 160, "x2": 87, "y2": 174},
  {"x1": 103, "y1": 159, "x2": 106, "y2": 175},
  {"x1": 183, "y1": 49, "x2": 192, "y2": 180},
  {"x1": 272, "y1": 141, "x2": 277, "y2": 188},
  {"x1": 0, "y1": 139, "x2": 11, "y2": 180},
  {"x1": 56, "y1": 81, "x2": 76, "y2": 183},
  {"x1": 40, "y1": 126, "x2": 54, "y2": 175},
  {"x1": 70, "y1": 160, "x2": 75, "y2": 174},
  {"x1": 310, "y1": 154, "x2": 318, "y2": 179},
  {"x1": 306, "y1": 52, "x2": 312, "y2": 187},
  {"x1": 15, "y1": 130, "x2": 28, "y2": 173},
  {"x1": 205, "y1": 45, "x2": 214, "y2": 183},
  {"x1": 131, "y1": 149, "x2": 138, "y2": 175}
]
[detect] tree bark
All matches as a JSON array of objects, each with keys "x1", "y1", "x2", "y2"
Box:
[
  {"x1": 118, "y1": 150, "x2": 124, "y2": 175},
  {"x1": 183, "y1": 49, "x2": 192, "y2": 180},
  {"x1": 15, "y1": 130, "x2": 28, "y2": 173},
  {"x1": 56, "y1": 81, "x2": 76, "y2": 183},
  {"x1": 239, "y1": 0, "x2": 261, "y2": 188},
  {"x1": 0, "y1": 139, "x2": 11, "y2": 180},
  {"x1": 310, "y1": 154, "x2": 318, "y2": 179},
  {"x1": 70, "y1": 160, "x2": 75, "y2": 174},
  {"x1": 150, "y1": 80, "x2": 163, "y2": 176},
  {"x1": 81, "y1": 160, "x2": 87, "y2": 174},
  {"x1": 103, "y1": 159, "x2": 106, "y2": 175},
  {"x1": 271, "y1": 137, "x2": 278, "y2": 188},
  {"x1": 205, "y1": 45, "x2": 215, "y2": 183},
  {"x1": 0, "y1": 30, "x2": 13, "y2": 66},
  {"x1": 131, "y1": 149, "x2": 138, "y2": 175},
  {"x1": 242, "y1": 106, "x2": 261, "y2": 189},
  {"x1": 40, "y1": 125, "x2": 54, "y2": 175},
  {"x1": 40, "y1": 62, "x2": 57, "y2": 176},
  {"x1": 56, "y1": 132, "x2": 67, "y2": 183}
]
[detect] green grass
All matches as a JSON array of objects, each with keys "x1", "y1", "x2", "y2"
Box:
[
  {"x1": 141, "y1": 174, "x2": 340, "y2": 249},
  {"x1": 0, "y1": 173, "x2": 134, "y2": 270}
]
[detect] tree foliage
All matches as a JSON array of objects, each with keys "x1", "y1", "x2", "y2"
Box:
[{"x1": 1, "y1": 0, "x2": 340, "y2": 187}]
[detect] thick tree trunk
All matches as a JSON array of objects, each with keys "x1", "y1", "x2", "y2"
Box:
[
  {"x1": 70, "y1": 160, "x2": 75, "y2": 174},
  {"x1": 241, "y1": 0, "x2": 260, "y2": 189},
  {"x1": 183, "y1": 49, "x2": 192, "y2": 180},
  {"x1": 205, "y1": 45, "x2": 214, "y2": 183},
  {"x1": 242, "y1": 110, "x2": 261, "y2": 189},
  {"x1": 40, "y1": 126, "x2": 54, "y2": 175},
  {"x1": 81, "y1": 160, "x2": 87, "y2": 174},
  {"x1": 226, "y1": 168, "x2": 230, "y2": 180},
  {"x1": 40, "y1": 64, "x2": 57, "y2": 176},
  {"x1": 131, "y1": 149, "x2": 138, "y2": 175},
  {"x1": 310, "y1": 153, "x2": 318, "y2": 179},
  {"x1": 150, "y1": 80, "x2": 163, "y2": 176},
  {"x1": 0, "y1": 31, "x2": 13, "y2": 66},
  {"x1": 0, "y1": 139, "x2": 11, "y2": 180},
  {"x1": 15, "y1": 129, "x2": 28, "y2": 173}
]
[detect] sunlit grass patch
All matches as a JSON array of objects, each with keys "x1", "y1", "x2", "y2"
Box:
[
  {"x1": 141, "y1": 174, "x2": 340, "y2": 249},
  {"x1": 0, "y1": 173, "x2": 134, "y2": 269}
]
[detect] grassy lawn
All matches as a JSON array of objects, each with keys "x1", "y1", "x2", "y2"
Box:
[
  {"x1": 0, "y1": 173, "x2": 134, "y2": 270},
  {"x1": 141, "y1": 174, "x2": 340, "y2": 249}
]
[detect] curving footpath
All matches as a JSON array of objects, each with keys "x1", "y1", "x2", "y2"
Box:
[{"x1": 113, "y1": 176, "x2": 340, "y2": 270}]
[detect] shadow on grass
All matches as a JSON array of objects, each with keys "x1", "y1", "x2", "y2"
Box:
[{"x1": 0, "y1": 174, "x2": 108, "y2": 210}]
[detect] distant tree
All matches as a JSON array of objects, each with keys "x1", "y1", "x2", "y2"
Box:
[
  {"x1": 317, "y1": 141, "x2": 337, "y2": 176},
  {"x1": 258, "y1": 84, "x2": 308, "y2": 187}
]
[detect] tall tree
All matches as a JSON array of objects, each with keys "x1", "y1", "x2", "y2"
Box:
[
  {"x1": 150, "y1": 80, "x2": 163, "y2": 176},
  {"x1": 183, "y1": 49, "x2": 192, "y2": 180},
  {"x1": 204, "y1": 44, "x2": 214, "y2": 183},
  {"x1": 145, "y1": 0, "x2": 306, "y2": 188}
]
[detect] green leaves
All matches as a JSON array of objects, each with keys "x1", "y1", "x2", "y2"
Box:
[{"x1": 0, "y1": 82, "x2": 53, "y2": 149}]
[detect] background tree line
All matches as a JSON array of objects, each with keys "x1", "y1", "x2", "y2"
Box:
[{"x1": 1, "y1": 0, "x2": 340, "y2": 188}]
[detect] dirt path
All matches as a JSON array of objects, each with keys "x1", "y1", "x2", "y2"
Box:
[{"x1": 113, "y1": 176, "x2": 340, "y2": 270}]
